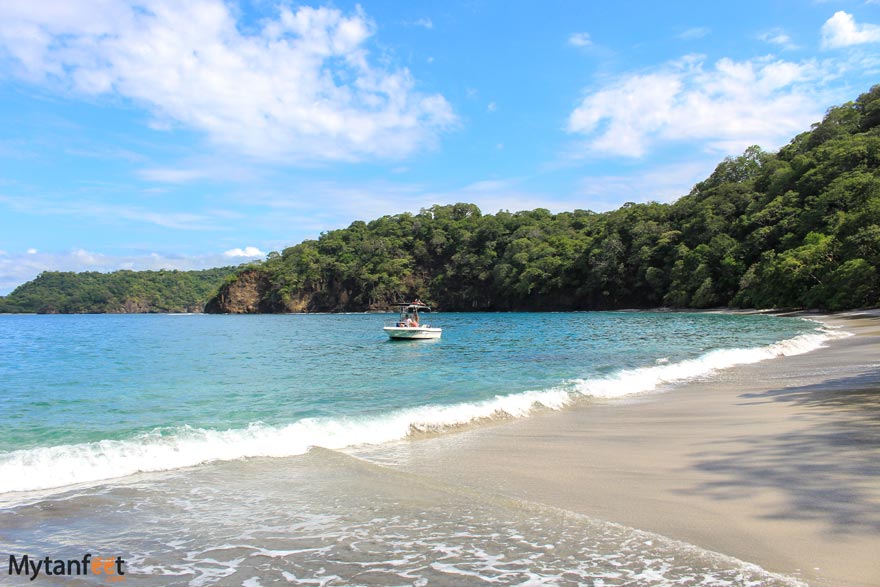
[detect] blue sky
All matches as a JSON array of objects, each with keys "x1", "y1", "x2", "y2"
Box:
[{"x1": 1, "y1": 0, "x2": 879, "y2": 293}]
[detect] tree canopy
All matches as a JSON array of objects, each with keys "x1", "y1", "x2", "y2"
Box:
[
  {"x1": 0, "y1": 267, "x2": 237, "y2": 313},
  {"x1": 3, "y1": 86, "x2": 879, "y2": 314},
  {"x1": 208, "y1": 86, "x2": 880, "y2": 313}
]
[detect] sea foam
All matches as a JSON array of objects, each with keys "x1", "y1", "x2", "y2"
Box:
[{"x1": 0, "y1": 326, "x2": 848, "y2": 494}]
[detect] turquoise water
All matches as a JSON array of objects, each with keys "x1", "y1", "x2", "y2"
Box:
[
  {"x1": 0, "y1": 311, "x2": 824, "y2": 586},
  {"x1": 0, "y1": 312, "x2": 821, "y2": 493}
]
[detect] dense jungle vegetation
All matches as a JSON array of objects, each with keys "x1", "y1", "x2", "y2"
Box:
[
  {"x1": 207, "y1": 86, "x2": 880, "y2": 313},
  {"x1": 3, "y1": 86, "x2": 879, "y2": 314}
]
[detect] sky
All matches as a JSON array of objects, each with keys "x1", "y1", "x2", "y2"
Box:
[{"x1": 1, "y1": 0, "x2": 879, "y2": 294}]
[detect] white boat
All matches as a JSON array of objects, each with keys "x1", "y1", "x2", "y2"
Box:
[{"x1": 383, "y1": 301, "x2": 442, "y2": 340}]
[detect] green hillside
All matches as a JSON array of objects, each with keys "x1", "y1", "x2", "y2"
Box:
[
  {"x1": 207, "y1": 85, "x2": 880, "y2": 313},
  {"x1": 4, "y1": 86, "x2": 878, "y2": 315},
  {"x1": 0, "y1": 267, "x2": 237, "y2": 314}
]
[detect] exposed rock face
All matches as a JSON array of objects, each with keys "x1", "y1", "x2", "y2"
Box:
[
  {"x1": 205, "y1": 270, "x2": 403, "y2": 314},
  {"x1": 204, "y1": 269, "x2": 274, "y2": 314},
  {"x1": 284, "y1": 290, "x2": 314, "y2": 313},
  {"x1": 118, "y1": 298, "x2": 151, "y2": 313}
]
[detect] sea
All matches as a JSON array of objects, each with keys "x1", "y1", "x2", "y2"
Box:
[{"x1": 0, "y1": 311, "x2": 837, "y2": 586}]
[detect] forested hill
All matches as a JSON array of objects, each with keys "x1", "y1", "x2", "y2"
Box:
[
  {"x1": 207, "y1": 85, "x2": 880, "y2": 314},
  {"x1": 0, "y1": 268, "x2": 237, "y2": 313},
  {"x1": 3, "y1": 86, "x2": 878, "y2": 315}
]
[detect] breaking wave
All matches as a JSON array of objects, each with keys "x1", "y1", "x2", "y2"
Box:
[{"x1": 0, "y1": 327, "x2": 848, "y2": 494}]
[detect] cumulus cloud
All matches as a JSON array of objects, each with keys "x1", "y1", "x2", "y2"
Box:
[
  {"x1": 223, "y1": 246, "x2": 265, "y2": 258},
  {"x1": 821, "y1": 11, "x2": 880, "y2": 48},
  {"x1": 567, "y1": 54, "x2": 827, "y2": 158},
  {"x1": 0, "y1": 1, "x2": 456, "y2": 162},
  {"x1": 568, "y1": 32, "x2": 592, "y2": 47}
]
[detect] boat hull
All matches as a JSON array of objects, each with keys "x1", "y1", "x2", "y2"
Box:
[{"x1": 383, "y1": 326, "x2": 442, "y2": 340}]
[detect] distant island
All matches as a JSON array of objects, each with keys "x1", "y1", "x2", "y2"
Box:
[{"x1": 2, "y1": 85, "x2": 878, "y2": 314}]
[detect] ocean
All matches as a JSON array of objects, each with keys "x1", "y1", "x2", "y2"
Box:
[{"x1": 0, "y1": 311, "x2": 834, "y2": 585}]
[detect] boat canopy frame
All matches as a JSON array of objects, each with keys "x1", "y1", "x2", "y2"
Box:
[
  {"x1": 394, "y1": 301, "x2": 432, "y2": 313},
  {"x1": 392, "y1": 301, "x2": 432, "y2": 328}
]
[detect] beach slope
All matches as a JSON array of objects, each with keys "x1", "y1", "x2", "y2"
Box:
[{"x1": 380, "y1": 312, "x2": 880, "y2": 587}]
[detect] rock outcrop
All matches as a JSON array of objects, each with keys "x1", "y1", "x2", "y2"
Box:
[
  {"x1": 205, "y1": 269, "x2": 390, "y2": 313},
  {"x1": 204, "y1": 269, "x2": 275, "y2": 314}
]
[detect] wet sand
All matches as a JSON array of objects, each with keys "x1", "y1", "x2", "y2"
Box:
[{"x1": 373, "y1": 311, "x2": 880, "y2": 587}]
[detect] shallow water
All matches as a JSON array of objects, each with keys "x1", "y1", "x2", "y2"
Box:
[
  {"x1": 0, "y1": 312, "x2": 830, "y2": 585},
  {"x1": 1, "y1": 449, "x2": 806, "y2": 586},
  {"x1": 0, "y1": 312, "x2": 824, "y2": 494}
]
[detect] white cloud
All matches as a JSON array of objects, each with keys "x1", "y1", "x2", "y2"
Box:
[
  {"x1": 759, "y1": 28, "x2": 797, "y2": 49},
  {"x1": 0, "y1": 1, "x2": 456, "y2": 163},
  {"x1": 567, "y1": 54, "x2": 828, "y2": 158},
  {"x1": 487, "y1": 102, "x2": 497, "y2": 112},
  {"x1": 410, "y1": 18, "x2": 433, "y2": 29},
  {"x1": 568, "y1": 32, "x2": 592, "y2": 47},
  {"x1": 26, "y1": 248, "x2": 38, "y2": 254},
  {"x1": 223, "y1": 246, "x2": 265, "y2": 258},
  {"x1": 677, "y1": 27, "x2": 710, "y2": 40},
  {"x1": 821, "y1": 11, "x2": 880, "y2": 48}
]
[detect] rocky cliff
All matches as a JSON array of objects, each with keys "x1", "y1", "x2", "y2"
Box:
[
  {"x1": 204, "y1": 270, "x2": 277, "y2": 314},
  {"x1": 204, "y1": 268, "x2": 393, "y2": 313}
]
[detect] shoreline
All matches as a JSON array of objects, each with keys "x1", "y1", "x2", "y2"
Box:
[
  {"x1": 0, "y1": 305, "x2": 877, "y2": 315},
  {"x1": 0, "y1": 311, "x2": 850, "y2": 495},
  {"x1": 364, "y1": 311, "x2": 880, "y2": 587},
  {"x1": 0, "y1": 311, "x2": 831, "y2": 497},
  {"x1": 2, "y1": 310, "x2": 877, "y2": 584}
]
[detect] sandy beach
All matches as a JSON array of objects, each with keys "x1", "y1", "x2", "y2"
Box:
[{"x1": 365, "y1": 312, "x2": 880, "y2": 587}]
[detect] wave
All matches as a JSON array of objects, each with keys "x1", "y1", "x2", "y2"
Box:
[
  {"x1": 0, "y1": 326, "x2": 849, "y2": 494},
  {"x1": 570, "y1": 328, "x2": 848, "y2": 398}
]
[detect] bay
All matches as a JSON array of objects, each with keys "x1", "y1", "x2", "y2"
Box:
[
  {"x1": 0, "y1": 311, "x2": 825, "y2": 586},
  {"x1": 0, "y1": 311, "x2": 822, "y2": 494}
]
